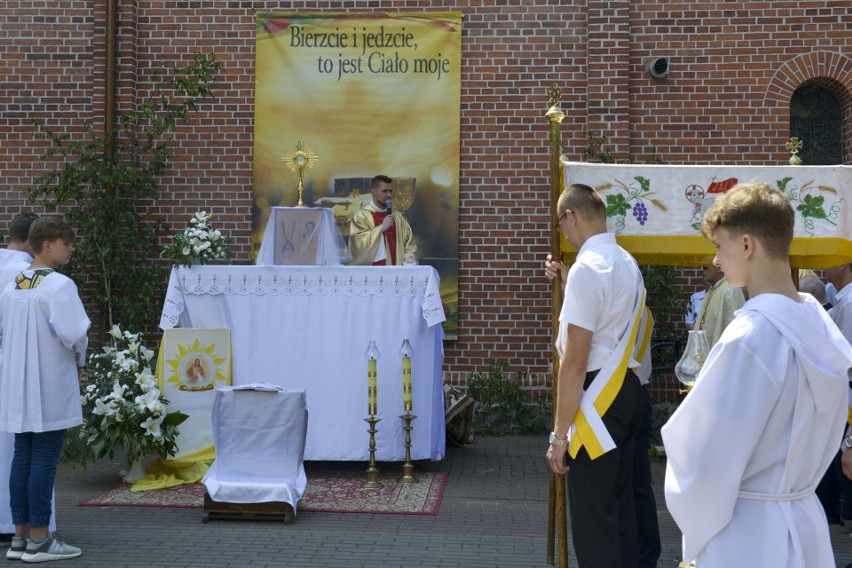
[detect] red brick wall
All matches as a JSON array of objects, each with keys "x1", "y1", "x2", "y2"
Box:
[{"x1": 1, "y1": 2, "x2": 849, "y2": 400}]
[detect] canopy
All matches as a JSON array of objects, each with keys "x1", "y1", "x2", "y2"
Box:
[{"x1": 559, "y1": 161, "x2": 851, "y2": 268}]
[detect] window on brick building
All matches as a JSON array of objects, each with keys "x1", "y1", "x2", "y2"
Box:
[{"x1": 790, "y1": 84, "x2": 843, "y2": 165}]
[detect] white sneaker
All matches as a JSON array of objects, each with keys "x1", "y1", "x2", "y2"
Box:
[
  {"x1": 20, "y1": 533, "x2": 82, "y2": 563},
  {"x1": 6, "y1": 536, "x2": 26, "y2": 560}
]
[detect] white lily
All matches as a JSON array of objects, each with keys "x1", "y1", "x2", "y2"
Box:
[
  {"x1": 140, "y1": 346, "x2": 155, "y2": 362},
  {"x1": 135, "y1": 389, "x2": 161, "y2": 413},
  {"x1": 109, "y1": 324, "x2": 123, "y2": 340},
  {"x1": 92, "y1": 399, "x2": 115, "y2": 416},
  {"x1": 141, "y1": 414, "x2": 165, "y2": 440}
]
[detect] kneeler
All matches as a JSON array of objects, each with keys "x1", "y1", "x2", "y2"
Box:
[{"x1": 201, "y1": 386, "x2": 308, "y2": 524}]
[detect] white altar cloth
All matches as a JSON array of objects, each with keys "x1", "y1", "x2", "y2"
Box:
[
  {"x1": 202, "y1": 386, "x2": 307, "y2": 508},
  {"x1": 255, "y1": 207, "x2": 350, "y2": 266},
  {"x1": 160, "y1": 265, "x2": 446, "y2": 461}
]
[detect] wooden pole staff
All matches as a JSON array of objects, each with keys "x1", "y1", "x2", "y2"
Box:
[{"x1": 545, "y1": 84, "x2": 569, "y2": 568}]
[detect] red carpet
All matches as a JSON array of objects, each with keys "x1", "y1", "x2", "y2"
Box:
[{"x1": 79, "y1": 467, "x2": 448, "y2": 516}]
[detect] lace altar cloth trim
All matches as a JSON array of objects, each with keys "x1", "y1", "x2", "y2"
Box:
[{"x1": 160, "y1": 267, "x2": 445, "y2": 329}]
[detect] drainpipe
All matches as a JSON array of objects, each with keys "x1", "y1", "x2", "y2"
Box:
[{"x1": 104, "y1": 0, "x2": 117, "y2": 159}]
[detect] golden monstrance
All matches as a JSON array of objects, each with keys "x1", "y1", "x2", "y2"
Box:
[{"x1": 282, "y1": 140, "x2": 319, "y2": 207}]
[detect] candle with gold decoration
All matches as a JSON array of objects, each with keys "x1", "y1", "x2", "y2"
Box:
[
  {"x1": 400, "y1": 339, "x2": 414, "y2": 412},
  {"x1": 365, "y1": 341, "x2": 380, "y2": 415}
]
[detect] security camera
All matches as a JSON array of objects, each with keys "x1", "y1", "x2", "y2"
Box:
[{"x1": 647, "y1": 58, "x2": 669, "y2": 79}]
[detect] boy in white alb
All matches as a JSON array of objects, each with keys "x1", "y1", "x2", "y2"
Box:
[
  {"x1": 662, "y1": 182, "x2": 852, "y2": 566},
  {"x1": 0, "y1": 213, "x2": 38, "y2": 548},
  {"x1": 0, "y1": 217, "x2": 90, "y2": 562}
]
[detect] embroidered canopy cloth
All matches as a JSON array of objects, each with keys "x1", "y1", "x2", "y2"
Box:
[
  {"x1": 562, "y1": 162, "x2": 852, "y2": 268},
  {"x1": 160, "y1": 265, "x2": 446, "y2": 461}
]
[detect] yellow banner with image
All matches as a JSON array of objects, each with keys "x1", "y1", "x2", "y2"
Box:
[{"x1": 254, "y1": 12, "x2": 462, "y2": 339}]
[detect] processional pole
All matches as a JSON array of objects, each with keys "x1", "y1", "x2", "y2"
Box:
[{"x1": 545, "y1": 84, "x2": 569, "y2": 568}]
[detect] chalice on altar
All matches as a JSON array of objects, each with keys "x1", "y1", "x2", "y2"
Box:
[{"x1": 674, "y1": 330, "x2": 710, "y2": 393}]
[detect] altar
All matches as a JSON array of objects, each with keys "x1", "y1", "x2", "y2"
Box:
[{"x1": 160, "y1": 265, "x2": 446, "y2": 461}]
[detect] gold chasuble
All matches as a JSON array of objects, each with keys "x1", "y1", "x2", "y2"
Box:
[
  {"x1": 695, "y1": 277, "x2": 745, "y2": 348},
  {"x1": 348, "y1": 203, "x2": 416, "y2": 266}
]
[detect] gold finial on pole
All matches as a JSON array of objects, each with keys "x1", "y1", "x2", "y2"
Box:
[
  {"x1": 282, "y1": 140, "x2": 319, "y2": 207},
  {"x1": 786, "y1": 137, "x2": 803, "y2": 165},
  {"x1": 546, "y1": 85, "x2": 565, "y2": 124},
  {"x1": 545, "y1": 83, "x2": 569, "y2": 568}
]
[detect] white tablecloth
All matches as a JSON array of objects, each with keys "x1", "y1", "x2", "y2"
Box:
[
  {"x1": 203, "y1": 386, "x2": 307, "y2": 508},
  {"x1": 255, "y1": 207, "x2": 351, "y2": 266},
  {"x1": 160, "y1": 265, "x2": 446, "y2": 461}
]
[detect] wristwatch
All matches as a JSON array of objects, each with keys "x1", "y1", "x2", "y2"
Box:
[
  {"x1": 844, "y1": 435, "x2": 852, "y2": 450},
  {"x1": 549, "y1": 432, "x2": 568, "y2": 446}
]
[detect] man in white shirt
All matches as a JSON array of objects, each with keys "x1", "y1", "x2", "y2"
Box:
[
  {"x1": 545, "y1": 183, "x2": 647, "y2": 568},
  {"x1": 693, "y1": 263, "x2": 745, "y2": 347},
  {"x1": 684, "y1": 288, "x2": 706, "y2": 329}
]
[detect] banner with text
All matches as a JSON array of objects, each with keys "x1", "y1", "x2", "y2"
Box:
[{"x1": 254, "y1": 12, "x2": 462, "y2": 338}]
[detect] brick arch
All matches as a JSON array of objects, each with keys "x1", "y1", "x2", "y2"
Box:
[
  {"x1": 765, "y1": 51, "x2": 852, "y2": 164},
  {"x1": 765, "y1": 50, "x2": 852, "y2": 104}
]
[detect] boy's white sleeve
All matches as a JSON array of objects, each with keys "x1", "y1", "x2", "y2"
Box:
[
  {"x1": 662, "y1": 339, "x2": 781, "y2": 562},
  {"x1": 48, "y1": 279, "x2": 91, "y2": 366}
]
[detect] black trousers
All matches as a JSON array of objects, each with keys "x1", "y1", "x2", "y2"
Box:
[
  {"x1": 567, "y1": 370, "x2": 642, "y2": 568},
  {"x1": 634, "y1": 385, "x2": 661, "y2": 568}
]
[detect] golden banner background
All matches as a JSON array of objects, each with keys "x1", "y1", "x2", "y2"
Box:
[{"x1": 254, "y1": 12, "x2": 462, "y2": 338}]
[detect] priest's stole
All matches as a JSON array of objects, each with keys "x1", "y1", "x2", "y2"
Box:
[{"x1": 157, "y1": 328, "x2": 232, "y2": 460}]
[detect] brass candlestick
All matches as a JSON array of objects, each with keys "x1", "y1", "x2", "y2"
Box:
[
  {"x1": 363, "y1": 415, "x2": 383, "y2": 489},
  {"x1": 399, "y1": 412, "x2": 418, "y2": 483}
]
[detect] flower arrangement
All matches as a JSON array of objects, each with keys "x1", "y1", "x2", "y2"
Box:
[
  {"x1": 163, "y1": 210, "x2": 231, "y2": 267},
  {"x1": 79, "y1": 325, "x2": 187, "y2": 468}
]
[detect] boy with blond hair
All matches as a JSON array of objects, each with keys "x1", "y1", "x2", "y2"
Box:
[
  {"x1": 0, "y1": 217, "x2": 89, "y2": 562},
  {"x1": 662, "y1": 182, "x2": 852, "y2": 566}
]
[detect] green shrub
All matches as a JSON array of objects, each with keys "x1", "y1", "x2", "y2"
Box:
[{"x1": 467, "y1": 361, "x2": 550, "y2": 436}]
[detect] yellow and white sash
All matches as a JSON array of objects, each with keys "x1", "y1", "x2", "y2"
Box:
[
  {"x1": 568, "y1": 288, "x2": 646, "y2": 460},
  {"x1": 631, "y1": 307, "x2": 654, "y2": 379}
]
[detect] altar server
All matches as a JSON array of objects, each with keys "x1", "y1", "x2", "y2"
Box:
[
  {"x1": 0, "y1": 212, "x2": 38, "y2": 549},
  {"x1": 0, "y1": 217, "x2": 90, "y2": 562},
  {"x1": 663, "y1": 182, "x2": 852, "y2": 566}
]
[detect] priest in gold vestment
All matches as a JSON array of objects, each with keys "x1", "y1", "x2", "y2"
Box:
[
  {"x1": 348, "y1": 175, "x2": 417, "y2": 266},
  {"x1": 694, "y1": 263, "x2": 745, "y2": 347}
]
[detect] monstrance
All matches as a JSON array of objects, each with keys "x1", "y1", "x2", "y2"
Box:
[{"x1": 282, "y1": 140, "x2": 319, "y2": 207}]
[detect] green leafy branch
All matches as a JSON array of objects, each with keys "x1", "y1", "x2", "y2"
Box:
[{"x1": 27, "y1": 53, "x2": 222, "y2": 335}]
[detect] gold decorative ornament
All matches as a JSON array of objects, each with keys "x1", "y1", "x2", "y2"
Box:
[
  {"x1": 282, "y1": 140, "x2": 319, "y2": 207},
  {"x1": 786, "y1": 137, "x2": 803, "y2": 166}
]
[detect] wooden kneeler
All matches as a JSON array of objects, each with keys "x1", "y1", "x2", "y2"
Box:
[{"x1": 202, "y1": 492, "x2": 296, "y2": 524}]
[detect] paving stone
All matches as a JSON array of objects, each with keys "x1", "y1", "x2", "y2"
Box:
[{"x1": 49, "y1": 435, "x2": 852, "y2": 567}]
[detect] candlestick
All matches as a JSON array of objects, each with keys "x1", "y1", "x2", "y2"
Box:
[
  {"x1": 399, "y1": 412, "x2": 418, "y2": 484},
  {"x1": 400, "y1": 339, "x2": 414, "y2": 412},
  {"x1": 365, "y1": 340, "x2": 380, "y2": 415},
  {"x1": 363, "y1": 415, "x2": 383, "y2": 489}
]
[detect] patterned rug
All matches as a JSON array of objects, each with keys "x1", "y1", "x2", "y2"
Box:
[{"x1": 79, "y1": 467, "x2": 448, "y2": 516}]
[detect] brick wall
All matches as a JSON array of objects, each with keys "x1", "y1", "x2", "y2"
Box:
[{"x1": 1, "y1": 1, "x2": 849, "y2": 401}]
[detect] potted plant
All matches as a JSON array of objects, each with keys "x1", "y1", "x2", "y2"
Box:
[{"x1": 79, "y1": 325, "x2": 187, "y2": 480}]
